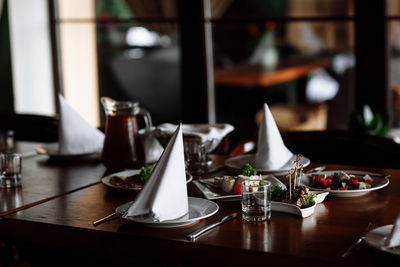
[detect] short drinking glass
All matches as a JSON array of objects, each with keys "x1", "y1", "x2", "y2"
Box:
[
  {"x1": 241, "y1": 180, "x2": 271, "y2": 221},
  {"x1": 183, "y1": 137, "x2": 207, "y2": 174},
  {"x1": 0, "y1": 153, "x2": 22, "y2": 188},
  {"x1": 0, "y1": 130, "x2": 14, "y2": 153}
]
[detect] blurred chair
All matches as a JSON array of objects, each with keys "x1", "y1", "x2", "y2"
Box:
[
  {"x1": 281, "y1": 130, "x2": 400, "y2": 169},
  {"x1": 254, "y1": 103, "x2": 328, "y2": 132},
  {"x1": 229, "y1": 129, "x2": 400, "y2": 169},
  {"x1": 0, "y1": 113, "x2": 58, "y2": 143}
]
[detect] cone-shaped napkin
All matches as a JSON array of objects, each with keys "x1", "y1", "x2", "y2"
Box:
[
  {"x1": 123, "y1": 124, "x2": 188, "y2": 222},
  {"x1": 383, "y1": 213, "x2": 400, "y2": 248},
  {"x1": 254, "y1": 104, "x2": 293, "y2": 170},
  {"x1": 58, "y1": 94, "x2": 104, "y2": 155}
]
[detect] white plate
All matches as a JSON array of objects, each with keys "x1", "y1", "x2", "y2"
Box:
[
  {"x1": 102, "y1": 169, "x2": 193, "y2": 191},
  {"x1": 36, "y1": 143, "x2": 100, "y2": 159},
  {"x1": 193, "y1": 176, "x2": 329, "y2": 218},
  {"x1": 301, "y1": 170, "x2": 390, "y2": 197},
  {"x1": 225, "y1": 154, "x2": 310, "y2": 175},
  {"x1": 116, "y1": 197, "x2": 219, "y2": 228},
  {"x1": 365, "y1": 225, "x2": 400, "y2": 256}
]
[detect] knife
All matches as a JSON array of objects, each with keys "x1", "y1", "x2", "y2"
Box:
[{"x1": 186, "y1": 213, "x2": 237, "y2": 240}]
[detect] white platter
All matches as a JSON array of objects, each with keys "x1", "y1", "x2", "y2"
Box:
[
  {"x1": 225, "y1": 154, "x2": 310, "y2": 175},
  {"x1": 102, "y1": 169, "x2": 193, "y2": 191},
  {"x1": 365, "y1": 224, "x2": 400, "y2": 256},
  {"x1": 301, "y1": 170, "x2": 390, "y2": 197},
  {"x1": 193, "y1": 175, "x2": 328, "y2": 218},
  {"x1": 116, "y1": 197, "x2": 219, "y2": 228}
]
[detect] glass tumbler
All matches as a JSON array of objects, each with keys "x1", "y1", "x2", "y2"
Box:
[
  {"x1": 183, "y1": 136, "x2": 207, "y2": 175},
  {"x1": 0, "y1": 130, "x2": 14, "y2": 153},
  {"x1": 241, "y1": 180, "x2": 271, "y2": 222},
  {"x1": 0, "y1": 153, "x2": 22, "y2": 188}
]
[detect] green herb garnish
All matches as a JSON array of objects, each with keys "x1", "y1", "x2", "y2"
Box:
[
  {"x1": 271, "y1": 185, "x2": 286, "y2": 201},
  {"x1": 299, "y1": 193, "x2": 316, "y2": 208},
  {"x1": 240, "y1": 164, "x2": 257, "y2": 177},
  {"x1": 139, "y1": 165, "x2": 152, "y2": 184}
]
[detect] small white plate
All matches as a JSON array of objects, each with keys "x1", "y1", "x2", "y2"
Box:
[
  {"x1": 365, "y1": 225, "x2": 400, "y2": 256},
  {"x1": 102, "y1": 169, "x2": 193, "y2": 191},
  {"x1": 225, "y1": 154, "x2": 310, "y2": 175},
  {"x1": 116, "y1": 197, "x2": 219, "y2": 228},
  {"x1": 301, "y1": 170, "x2": 390, "y2": 197},
  {"x1": 36, "y1": 143, "x2": 100, "y2": 159},
  {"x1": 193, "y1": 176, "x2": 328, "y2": 218}
]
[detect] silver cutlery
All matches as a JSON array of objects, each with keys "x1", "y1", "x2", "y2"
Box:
[
  {"x1": 186, "y1": 213, "x2": 237, "y2": 240},
  {"x1": 305, "y1": 166, "x2": 326, "y2": 174},
  {"x1": 93, "y1": 212, "x2": 118, "y2": 226},
  {"x1": 338, "y1": 222, "x2": 376, "y2": 258},
  {"x1": 197, "y1": 179, "x2": 238, "y2": 196},
  {"x1": 21, "y1": 150, "x2": 39, "y2": 158},
  {"x1": 198, "y1": 179, "x2": 219, "y2": 189}
]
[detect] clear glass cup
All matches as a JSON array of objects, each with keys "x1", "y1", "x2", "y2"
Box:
[
  {"x1": 0, "y1": 130, "x2": 14, "y2": 153},
  {"x1": 0, "y1": 153, "x2": 22, "y2": 188},
  {"x1": 183, "y1": 136, "x2": 207, "y2": 175},
  {"x1": 241, "y1": 180, "x2": 271, "y2": 222}
]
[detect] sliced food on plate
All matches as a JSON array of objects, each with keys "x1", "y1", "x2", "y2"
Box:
[
  {"x1": 301, "y1": 170, "x2": 390, "y2": 197},
  {"x1": 108, "y1": 165, "x2": 152, "y2": 190},
  {"x1": 211, "y1": 163, "x2": 318, "y2": 209},
  {"x1": 311, "y1": 171, "x2": 373, "y2": 190}
]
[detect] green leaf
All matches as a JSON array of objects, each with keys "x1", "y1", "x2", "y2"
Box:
[
  {"x1": 271, "y1": 185, "x2": 286, "y2": 201},
  {"x1": 300, "y1": 193, "x2": 316, "y2": 208},
  {"x1": 139, "y1": 165, "x2": 152, "y2": 184},
  {"x1": 239, "y1": 164, "x2": 257, "y2": 177}
]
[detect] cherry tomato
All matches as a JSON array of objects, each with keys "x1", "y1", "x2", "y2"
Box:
[{"x1": 233, "y1": 184, "x2": 242, "y2": 194}]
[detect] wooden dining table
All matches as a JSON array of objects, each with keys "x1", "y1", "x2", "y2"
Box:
[{"x1": 0, "y1": 141, "x2": 399, "y2": 265}]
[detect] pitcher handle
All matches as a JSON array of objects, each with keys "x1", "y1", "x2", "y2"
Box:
[{"x1": 138, "y1": 107, "x2": 152, "y2": 130}]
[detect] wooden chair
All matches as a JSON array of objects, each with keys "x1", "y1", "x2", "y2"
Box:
[
  {"x1": 281, "y1": 130, "x2": 400, "y2": 169},
  {"x1": 0, "y1": 113, "x2": 58, "y2": 143},
  {"x1": 229, "y1": 129, "x2": 400, "y2": 169}
]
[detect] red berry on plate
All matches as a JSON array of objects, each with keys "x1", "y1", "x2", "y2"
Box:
[{"x1": 233, "y1": 184, "x2": 242, "y2": 194}]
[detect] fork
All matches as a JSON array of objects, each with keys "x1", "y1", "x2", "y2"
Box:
[
  {"x1": 338, "y1": 222, "x2": 376, "y2": 258},
  {"x1": 197, "y1": 179, "x2": 237, "y2": 196}
]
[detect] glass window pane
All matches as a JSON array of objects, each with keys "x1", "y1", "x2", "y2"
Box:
[
  {"x1": 96, "y1": 0, "x2": 178, "y2": 19},
  {"x1": 210, "y1": 0, "x2": 354, "y2": 19},
  {"x1": 390, "y1": 0, "x2": 400, "y2": 16},
  {"x1": 213, "y1": 20, "x2": 355, "y2": 141},
  {"x1": 58, "y1": 0, "x2": 96, "y2": 20},
  {"x1": 97, "y1": 21, "x2": 182, "y2": 124},
  {"x1": 390, "y1": 21, "x2": 400, "y2": 127}
]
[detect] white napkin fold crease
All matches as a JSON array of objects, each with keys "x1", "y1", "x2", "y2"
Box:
[
  {"x1": 123, "y1": 124, "x2": 188, "y2": 222},
  {"x1": 157, "y1": 123, "x2": 234, "y2": 143},
  {"x1": 383, "y1": 213, "x2": 400, "y2": 248},
  {"x1": 58, "y1": 94, "x2": 104, "y2": 155},
  {"x1": 253, "y1": 103, "x2": 293, "y2": 170}
]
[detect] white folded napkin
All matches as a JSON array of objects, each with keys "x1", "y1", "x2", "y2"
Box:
[
  {"x1": 157, "y1": 123, "x2": 234, "y2": 144},
  {"x1": 123, "y1": 124, "x2": 188, "y2": 222},
  {"x1": 254, "y1": 103, "x2": 293, "y2": 170},
  {"x1": 58, "y1": 94, "x2": 105, "y2": 155},
  {"x1": 383, "y1": 213, "x2": 400, "y2": 248}
]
